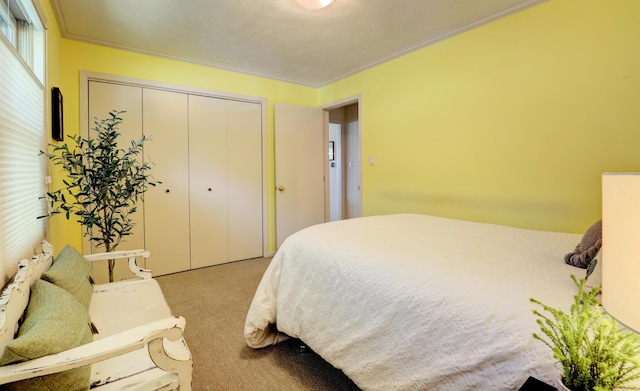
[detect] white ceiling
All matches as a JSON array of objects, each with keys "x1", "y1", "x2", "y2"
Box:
[{"x1": 51, "y1": 0, "x2": 544, "y2": 87}]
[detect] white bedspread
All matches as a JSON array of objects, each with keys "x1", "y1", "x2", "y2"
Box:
[{"x1": 244, "y1": 214, "x2": 584, "y2": 390}]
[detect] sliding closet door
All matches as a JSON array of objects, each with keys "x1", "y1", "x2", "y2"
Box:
[
  {"x1": 87, "y1": 81, "x2": 144, "y2": 282},
  {"x1": 189, "y1": 97, "x2": 262, "y2": 266},
  {"x1": 227, "y1": 100, "x2": 262, "y2": 260},
  {"x1": 85, "y1": 74, "x2": 265, "y2": 277},
  {"x1": 189, "y1": 95, "x2": 229, "y2": 268},
  {"x1": 143, "y1": 89, "x2": 191, "y2": 276}
]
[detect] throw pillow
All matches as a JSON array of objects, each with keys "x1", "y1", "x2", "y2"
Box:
[
  {"x1": 564, "y1": 220, "x2": 602, "y2": 269},
  {"x1": 41, "y1": 244, "x2": 93, "y2": 308},
  {"x1": 0, "y1": 279, "x2": 93, "y2": 391}
]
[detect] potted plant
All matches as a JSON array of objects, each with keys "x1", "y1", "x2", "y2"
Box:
[
  {"x1": 530, "y1": 275, "x2": 640, "y2": 391},
  {"x1": 41, "y1": 110, "x2": 160, "y2": 282}
]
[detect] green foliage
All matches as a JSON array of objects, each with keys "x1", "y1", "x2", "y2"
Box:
[
  {"x1": 41, "y1": 110, "x2": 159, "y2": 281},
  {"x1": 531, "y1": 275, "x2": 640, "y2": 391}
]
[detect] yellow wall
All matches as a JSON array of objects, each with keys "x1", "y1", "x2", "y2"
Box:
[
  {"x1": 42, "y1": 0, "x2": 640, "y2": 255},
  {"x1": 320, "y1": 0, "x2": 640, "y2": 233}
]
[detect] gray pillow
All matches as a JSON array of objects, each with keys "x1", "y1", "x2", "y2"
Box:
[{"x1": 564, "y1": 220, "x2": 602, "y2": 269}]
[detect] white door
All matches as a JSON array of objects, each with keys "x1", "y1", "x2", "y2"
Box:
[
  {"x1": 274, "y1": 103, "x2": 325, "y2": 248},
  {"x1": 328, "y1": 122, "x2": 343, "y2": 221},
  {"x1": 189, "y1": 97, "x2": 263, "y2": 267},
  {"x1": 143, "y1": 88, "x2": 191, "y2": 276},
  {"x1": 86, "y1": 75, "x2": 266, "y2": 277},
  {"x1": 189, "y1": 95, "x2": 229, "y2": 268},
  {"x1": 87, "y1": 81, "x2": 144, "y2": 282},
  {"x1": 227, "y1": 100, "x2": 263, "y2": 260}
]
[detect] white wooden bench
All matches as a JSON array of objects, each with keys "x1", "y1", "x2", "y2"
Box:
[{"x1": 0, "y1": 241, "x2": 192, "y2": 390}]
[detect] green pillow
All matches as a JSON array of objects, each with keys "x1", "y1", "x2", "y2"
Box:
[
  {"x1": 42, "y1": 244, "x2": 93, "y2": 308},
  {"x1": 0, "y1": 280, "x2": 93, "y2": 391}
]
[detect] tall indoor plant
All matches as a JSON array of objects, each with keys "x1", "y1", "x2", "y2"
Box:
[
  {"x1": 42, "y1": 110, "x2": 159, "y2": 282},
  {"x1": 530, "y1": 275, "x2": 640, "y2": 391}
]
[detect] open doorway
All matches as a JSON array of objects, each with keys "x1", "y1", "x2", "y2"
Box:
[{"x1": 327, "y1": 102, "x2": 361, "y2": 221}]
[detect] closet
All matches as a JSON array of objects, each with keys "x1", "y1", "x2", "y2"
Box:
[{"x1": 87, "y1": 79, "x2": 263, "y2": 281}]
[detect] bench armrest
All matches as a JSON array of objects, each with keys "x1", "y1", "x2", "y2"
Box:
[
  {"x1": 84, "y1": 249, "x2": 152, "y2": 279},
  {"x1": 0, "y1": 316, "x2": 191, "y2": 385}
]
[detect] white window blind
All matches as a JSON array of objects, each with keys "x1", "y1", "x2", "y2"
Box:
[{"x1": 0, "y1": 32, "x2": 46, "y2": 284}]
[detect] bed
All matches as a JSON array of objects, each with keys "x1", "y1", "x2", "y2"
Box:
[{"x1": 244, "y1": 214, "x2": 595, "y2": 390}]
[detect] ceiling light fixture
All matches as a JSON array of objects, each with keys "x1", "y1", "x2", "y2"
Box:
[{"x1": 295, "y1": 0, "x2": 335, "y2": 11}]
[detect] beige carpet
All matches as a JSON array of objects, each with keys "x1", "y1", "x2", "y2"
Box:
[{"x1": 155, "y1": 257, "x2": 361, "y2": 391}]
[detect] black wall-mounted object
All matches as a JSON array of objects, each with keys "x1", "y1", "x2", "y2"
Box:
[{"x1": 52, "y1": 87, "x2": 63, "y2": 141}]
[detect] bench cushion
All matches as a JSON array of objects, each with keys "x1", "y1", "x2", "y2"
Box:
[
  {"x1": 0, "y1": 279, "x2": 93, "y2": 391},
  {"x1": 90, "y1": 279, "x2": 173, "y2": 336},
  {"x1": 41, "y1": 244, "x2": 93, "y2": 308}
]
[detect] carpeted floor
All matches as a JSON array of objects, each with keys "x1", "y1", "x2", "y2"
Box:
[{"x1": 155, "y1": 257, "x2": 361, "y2": 391}]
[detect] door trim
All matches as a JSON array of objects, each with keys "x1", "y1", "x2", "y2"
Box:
[
  {"x1": 320, "y1": 94, "x2": 362, "y2": 219},
  {"x1": 80, "y1": 71, "x2": 269, "y2": 258}
]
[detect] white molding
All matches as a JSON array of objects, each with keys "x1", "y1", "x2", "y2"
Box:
[
  {"x1": 317, "y1": 0, "x2": 547, "y2": 87},
  {"x1": 320, "y1": 94, "x2": 361, "y2": 111},
  {"x1": 56, "y1": 1, "x2": 547, "y2": 88},
  {"x1": 320, "y1": 94, "x2": 363, "y2": 218}
]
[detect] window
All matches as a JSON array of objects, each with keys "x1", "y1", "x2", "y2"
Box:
[
  {"x1": 0, "y1": 0, "x2": 47, "y2": 283},
  {"x1": 0, "y1": 11, "x2": 14, "y2": 44},
  {"x1": 1, "y1": 0, "x2": 44, "y2": 81}
]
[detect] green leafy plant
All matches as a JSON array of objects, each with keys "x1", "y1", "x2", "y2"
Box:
[
  {"x1": 531, "y1": 275, "x2": 640, "y2": 391},
  {"x1": 41, "y1": 110, "x2": 160, "y2": 282}
]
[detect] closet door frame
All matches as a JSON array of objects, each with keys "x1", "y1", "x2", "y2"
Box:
[{"x1": 79, "y1": 71, "x2": 268, "y2": 259}]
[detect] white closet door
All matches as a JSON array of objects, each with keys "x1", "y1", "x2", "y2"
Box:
[
  {"x1": 86, "y1": 76, "x2": 265, "y2": 276},
  {"x1": 87, "y1": 81, "x2": 144, "y2": 283},
  {"x1": 227, "y1": 100, "x2": 263, "y2": 260},
  {"x1": 142, "y1": 89, "x2": 191, "y2": 276},
  {"x1": 189, "y1": 95, "x2": 229, "y2": 268}
]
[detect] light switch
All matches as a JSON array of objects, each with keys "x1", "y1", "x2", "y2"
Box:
[{"x1": 369, "y1": 155, "x2": 375, "y2": 166}]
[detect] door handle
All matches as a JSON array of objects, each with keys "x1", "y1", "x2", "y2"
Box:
[{"x1": 277, "y1": 186, "x2": 285, "y2": 192}]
